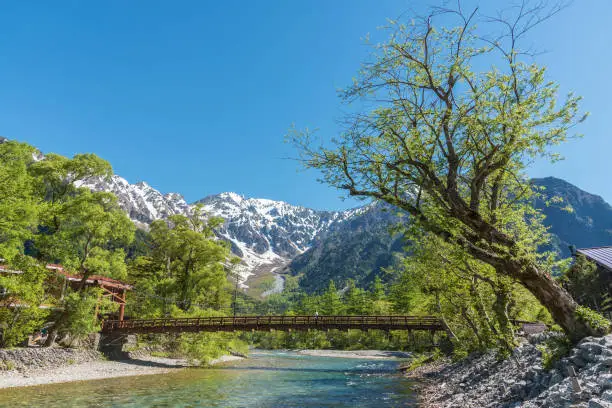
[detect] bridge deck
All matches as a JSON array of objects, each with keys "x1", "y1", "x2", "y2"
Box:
[{"x1": 101, "y1": 315, "x2": 445, "y2": 334}]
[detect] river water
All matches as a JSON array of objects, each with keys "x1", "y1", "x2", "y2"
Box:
[{"x1": 0, "y1": 351, "x2": 417, "y2": 407}]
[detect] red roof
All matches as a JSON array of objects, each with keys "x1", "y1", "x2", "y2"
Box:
[{"x1": 53, "y1": 268, "x2": 132, "y2": 291}]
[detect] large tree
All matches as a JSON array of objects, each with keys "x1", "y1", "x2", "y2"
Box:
[
  {"x1": 291, "y1": 2, "x2": 606, "y2": 341},
  {"x1": 130, "y1": 206, "x2": 232, "y2": 314}
]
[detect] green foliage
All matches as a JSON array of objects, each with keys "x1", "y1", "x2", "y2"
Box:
[
  {"x1": 136, "y1": 306, "x2": 248, "y2": 364},
  {"x1": 0, "y1": 360, "x2": 15, "y2": 371},
  {"x1": 0, "y1": 255, "x2": 49, "y2": 347},
  {"x1": 127, "y1": 207, "x2": 233, "y2": 316},
  {"x1": 36, "y1": 189, "x2": 134, "y2": 281},
  {"x1": 29, "y1": 152, "x2": 111, "y2": 204},
  {"x1": 405, "y1": 350, "x2": 442, "y2": 372},
  {"x1": 289, "y1": 2, "x2": 594, "y2": 339},
  {"x1": 320, "y1": 281, "x2": 344, "y2": 315},
  {"x1": 0, "y1": 141, "x2": 40, "y2": 259},
  {"x1": 537, "y1": 335, "x2": 572, "y2": 369},
  {"x1": 575, "y1": 306, "x2": 611, "y2": 333},
  {"x1": 57, "y1": 288, "x2": 112, "y2": 339},
  {"x1": 389, "y1": 234, "x2": 550, "y2": 357},
  {"x1": 560, "y1": 255, "x2": 612, "y2": 313}
]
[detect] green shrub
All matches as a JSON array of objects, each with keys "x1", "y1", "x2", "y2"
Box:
[
  {"x1": 575, "y1": 306, "x2": 611, "y2": 333},
  {"x1": 405, "y1": 350, "x2": 441, "y2": 371},
  {"x1": 537, "y1": 336, "x2": 571, "y2": 369},
  {"x1": 0, "y1": 359, "x2": 16, "y2": 371}
]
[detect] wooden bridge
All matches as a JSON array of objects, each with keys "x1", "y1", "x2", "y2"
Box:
[{"x1": 101, "y1": 315, "x2": 446, "y2": 335}]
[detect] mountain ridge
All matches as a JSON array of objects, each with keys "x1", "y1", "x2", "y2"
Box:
[{"x1": 70, "y1": 167, "x2": 612, "y2": 294}]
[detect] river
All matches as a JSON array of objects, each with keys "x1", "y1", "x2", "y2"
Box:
[{"x1": 0, "y1": 350, "x2": 417, "y2": 407}]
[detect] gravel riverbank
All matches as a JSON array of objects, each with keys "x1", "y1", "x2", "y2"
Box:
[
  {"x1": 0, "y1": 348, "x2": 244, "y2": 389},
  {"x1": 410, "y1": 334, "x2": 612, "y2": 408}
]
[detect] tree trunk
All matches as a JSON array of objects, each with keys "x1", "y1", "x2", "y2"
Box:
[{"x1": 508, "y1": 262, "x2": 606, "y2": 342}]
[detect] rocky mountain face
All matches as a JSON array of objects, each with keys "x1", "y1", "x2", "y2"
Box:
[
  {"x1": 78, "y1": 171, "x2": 612, "y2": 295},
  {"x1": 285, "y1": 203, "x2": 405, "y2": 293},
  {"x1": 290, "y1": 177, "x2": 612, "y2": 293},
  {"x1": 78, "y1": 175, "x2": 359, "y2": 284},
  {"x1": 194, "y1": 192, "x2": 356, "y2": 282},
  {"x1": 533, "y1": 177, "x2": 612, "y2": 258},
  {"x1": 76, "y1": 176, "x2": 191, "y2": 227}
]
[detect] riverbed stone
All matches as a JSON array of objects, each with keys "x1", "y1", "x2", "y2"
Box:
[
  {"x1": 415, "y1": 334, "x2": 612, "y2": 408},
  {"x1": 589, "y1": 398, "x2": 612, "y2": 408},
  {"x1": 0, "y1": 348, "x2": 101, "y2": 372}
]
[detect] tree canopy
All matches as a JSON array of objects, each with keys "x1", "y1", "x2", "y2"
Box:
[{"x1": 290, "y1": 2, "x2": 606, "y2": 341}]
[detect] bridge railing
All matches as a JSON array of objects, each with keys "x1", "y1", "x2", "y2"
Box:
[{"x1": 101, "y1": 315, "x2": 445, "y2": 334}]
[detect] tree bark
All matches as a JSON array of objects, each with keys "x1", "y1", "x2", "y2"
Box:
[{"x1": 506, "y1": 261, "x2": 605, "y2": 342}]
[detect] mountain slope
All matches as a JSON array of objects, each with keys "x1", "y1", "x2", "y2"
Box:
[
  {"x1": 287, "y1": 177, "x2": 612, "y2": 293},
  {"x1": 76, "y1": 168, "x2": 612, "y2": 294},
  {"x1": 533, "y1": 177, "x2": 612, "y2": 257},
  {"x1": 76, "y1": 174, "x2": 356, "y2": 285},
  {"x1": 195, "y1": 192, "x2": 353, "y2": 282},
  {"x1": 285, "y1": 203, "x2": 404, "y2": 293},
  {"x1": 76, "y1": 175, "x2": 191, "y2": 227}
]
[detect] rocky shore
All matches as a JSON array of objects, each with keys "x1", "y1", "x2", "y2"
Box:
[
  {"x1": 411, "y1": 334, "x2": 612, "y2": 407},
  {"x1": 0, "y1": 347, "x2": 243, "y2": 389}
]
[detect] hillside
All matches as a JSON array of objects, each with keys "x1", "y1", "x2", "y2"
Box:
[{"x1": 533, "y1": 177, "x2": 612, "y2": 258}]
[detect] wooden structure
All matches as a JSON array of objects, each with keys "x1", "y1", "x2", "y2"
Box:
[
  {"x1": 0, "y1": 263, "x2": 132, "y2": 321},
  {"x1": 575, "y1": 246, "x2": 612, "y2": 273},
  {"x1": 48, "y1": 265, "x2": 132, "y2": 321},
  {"x1": 102, "y1": 315, "x2": 446, "y2": 334}
]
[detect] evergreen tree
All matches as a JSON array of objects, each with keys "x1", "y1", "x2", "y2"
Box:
[{"x1": 321, "y1": 280, "x2": 344, "y2": 315}]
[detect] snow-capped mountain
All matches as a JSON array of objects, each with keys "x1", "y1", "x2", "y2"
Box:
[
  {"x1": 76, "y1": 175, "x2": 191, "y2": 227},
  {"x1": 77, "y1": 174, "x2": 363, "y2": 284},
  {"x1": 195, "y1": 192, "x2": 357, "y2": 282}
]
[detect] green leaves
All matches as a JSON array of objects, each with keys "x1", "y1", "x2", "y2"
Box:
[
  {"x1": 291, "y1": 3, "x2": 597, "y2": 339},
  {"x1": 0, "y1": 141, "x2": 40, "y2": 259},
  {"x1": 0, "y1": 255, "x2": 49, "y2": 347},
  {"x1": 36, "y1": 189, "x2": 134, "y2": 280},
  {"x1": 128, "y1": 211, "x2": 232, "y2": 315}
]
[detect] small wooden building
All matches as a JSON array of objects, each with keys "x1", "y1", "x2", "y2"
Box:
[
  {"x1": 575, "y1": 246, "x2": 612, "y2": 273},
  {"x1": 0, "y1": 263, "x2": 132, "y2": 321}
]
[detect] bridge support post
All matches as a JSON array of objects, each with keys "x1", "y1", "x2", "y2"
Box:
[{"x1": 99, "y1": 333, "x2": 135, "y2": 360}]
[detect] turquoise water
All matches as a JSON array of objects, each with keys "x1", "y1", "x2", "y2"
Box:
[{"x1": 0, "y1": 351, "x2": 417, "y2": 407}]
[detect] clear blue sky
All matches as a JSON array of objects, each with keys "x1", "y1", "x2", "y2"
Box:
[{"x1": 0, "y1": 1, "x2": 610, "y2": 210}]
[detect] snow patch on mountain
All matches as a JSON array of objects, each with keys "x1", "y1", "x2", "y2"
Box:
[
  {"x1": 196, "y1": 193, "x2": 357, "y2": 283},
  {"x1": 75, "y1": 174, "x2": 366, "y2": 285},
  {"x1": 75, "y1": 175, "x2": 191, "y2": 226}
]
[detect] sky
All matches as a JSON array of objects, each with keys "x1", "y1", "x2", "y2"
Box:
[{"x1": 0, "y1": 1, "x2": 610, "y2": 210}]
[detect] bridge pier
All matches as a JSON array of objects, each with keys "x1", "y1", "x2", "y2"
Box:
[{"x1": 98, "y1": 333, "x2": 136, "y2": 360}]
